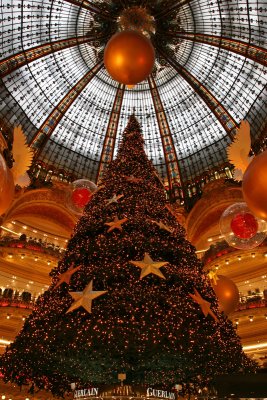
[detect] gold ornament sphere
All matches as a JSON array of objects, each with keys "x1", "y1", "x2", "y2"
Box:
[
  {"x1": 104, "y1": 30, "x2": 155, "y2": 85},
  {"x1": 242, "y1": 150, "x2": 267, "y2": 221},
  {"x1": 0, "y1": 153, "x2": 14, "y2": 216},
  {"x1": 212, "y1": 275, "x2": 239, "y2": 315}
]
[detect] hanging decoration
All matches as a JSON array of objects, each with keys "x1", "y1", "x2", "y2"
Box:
[
  {"x1": 212, "y1": 275, "x2": 239, "y2": 315},
  {"x1": 219, "y1": 202, "x2": 266, "y2": 249},
  {"x1": 242, "y1": 150, "x2": 267, "y2": 221},
  {"x1": 230, "y1": 212, "x2": 258, "y2": 239},
  {"x1": 0, "y1": 153, "x2": 15, "y2": 216},
  {"x1": 104, "y1": 30, "x2": 155, "y2": 85},
  {"x1": 11, "y1": 126, "x2": 34, "y2": 187},
  {"x1": 118, "y1": 6, "x2": 156, "y2": 35},
  {"x1": 67, "y1": 179, "x2": 98, "y2": 215},
  {"x1": 226, "y1": 120, "x2": 253, "y2": 181}
]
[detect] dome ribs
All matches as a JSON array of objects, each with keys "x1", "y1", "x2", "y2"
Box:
[
  {"x1": 154, "y1": 0, "x2": 193, "y2": 19},
  {"x1": 156, "y1": 45, "x2": 237, "y2": 140},
  {"x1": 0, "y1": 36, "x2": 106, "y2": 79},
  {"x1": 96, "y1": 83, "x2": 126, "y2": 184},
  {"x1": 161, "y1": 31, "x2": 267, "y2": 68},
  {"x1": 147, "y1": 75, "x2": 184, "y2": 203},
  {"x1": 29, "y1": 61, "x2": 104, "y2": 157},
  {"x1": 63, "y1": 0, "x2": 115, "y2": 20}
]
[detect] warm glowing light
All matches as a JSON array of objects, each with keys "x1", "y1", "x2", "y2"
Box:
[
  {"x1": 243, "y1": 342, "x2": 267, "y2": 350},
  {"x1": 0, "y1": 339, "x2": 10, "y2": 346}
]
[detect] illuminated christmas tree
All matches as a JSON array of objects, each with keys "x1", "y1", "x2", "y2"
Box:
[{"x1": 0, "y1": 115, "x2": 255, "y2": 396}]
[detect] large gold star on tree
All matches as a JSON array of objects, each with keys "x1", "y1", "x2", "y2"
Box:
[
  {"x1": 189, "y1": 288, "x2": 219, "y2": 322},
  {"x1": 66, "y1": 280, "x2": 107, "y2": 314},
  {"x1": 105, "y1": 215, "x2": 128, "y2": 233},
  {"x1": 54, "y1": 265, "x2": 81, "y2": 289},
  {"x1": 130, "y1": 252, "x2": 168, "y2": 280}
]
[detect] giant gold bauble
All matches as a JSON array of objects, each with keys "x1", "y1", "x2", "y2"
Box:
[
  {"x1": 104, "y1": 30, "x2": 155, "y2": 85},
  {"x1": 212, "y1": 275, "x2": 239, "y2": 315},
  {"x1": 242, "y1": 150, "x2": 267, "y2": 221},
  {"x1": 0, "y1": 153, "x2": 15, "y2": 216}
]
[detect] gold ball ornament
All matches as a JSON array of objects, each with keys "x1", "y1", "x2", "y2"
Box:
[
  {"x1": 104, "y1": 30, "x2": 155, "y2": 85},
  {"x1": 242, "y1": 150, "x2": 267, "y2": 221},
  {"x1": 0, "y1": 153, "x2": 15, "y2": 216},
  {"x1": 212, "y1": 275, "x2": 239, "y2": 315}
]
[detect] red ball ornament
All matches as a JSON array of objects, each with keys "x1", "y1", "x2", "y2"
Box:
[
  {"x1": 230, "y1": 212, "x2": 258, "y2": 239},
  {"x1": 104, "y1": 30, "x2": 155, "y2": 85},
  {"x1": 71, "y1": 188, "x2": 92, "y2": 208},
  {"x1": 242, "y1": 150, "x2": 267, "y2": 221},
  {"x1": 219, "y1": 202, "x2": 266, "y2": 249}
]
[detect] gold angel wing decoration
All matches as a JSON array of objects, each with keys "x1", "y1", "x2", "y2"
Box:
[
  {"x1": 227, "y1": 120, "x2": 253, "y2": 179},
  {"x1": 15, "y1": 173, "x2": 31, "y2": 188},
  {"x1": 11, "y1": 126, "x2": 34, "y2": 184}
]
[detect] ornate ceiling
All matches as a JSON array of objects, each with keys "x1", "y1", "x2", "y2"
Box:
[{"x1": 0, "y1": 0, "x2": 266, "y2": 189}]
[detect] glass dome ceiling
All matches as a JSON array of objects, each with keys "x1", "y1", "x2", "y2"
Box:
[{"x1": 0, "y1": 0, "x2": 266, "y2": 197}]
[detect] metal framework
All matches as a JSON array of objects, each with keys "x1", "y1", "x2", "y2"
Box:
[
  {"x1": 157, "y1": 47, "x2": 237, "y2": 139},
  {"x1": 162, "y1": 32, "x2": 267, "y2": 68},
  {"x1": 154, "y1": 0, "x2": 193, "y2": 19},
  {"x1": 0, "y1": 36, "x2": 105, "y2": 78},
  {"x1": 148, "y1": 75, "x2": 183, "y2": 198},
  {"x1": 96, "y1": 83, "x2": 125, "y2": 184},
  {"x1": 63, "y1": 0, "x2": 114, "y2": 19},
  {"x1": 30, "y1": 61, "x2": 103, "y2": 156}
]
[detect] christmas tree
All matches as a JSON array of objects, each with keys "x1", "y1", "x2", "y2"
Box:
[{"x1": 0, "y1": 115, "x2": 255, "y2": 396}]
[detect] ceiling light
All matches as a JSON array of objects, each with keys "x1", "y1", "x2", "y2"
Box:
[{"x1": 249, "y1": 315, "x2": 254, "y2": 322}]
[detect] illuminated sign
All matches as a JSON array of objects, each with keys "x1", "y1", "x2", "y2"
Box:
[
  {"x1": 146, "y1": 388, "x2": 176, "y2": 399},
  {"x1": 74, "y1": 388, "x2": 99, "y2": 399}
]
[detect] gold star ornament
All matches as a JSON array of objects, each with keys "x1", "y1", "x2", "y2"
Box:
[
  {"x1": 207, "y1": 270, "x2": 219, "y2": 285},
  {"x1": 66, "y1": 280, "x2": 107, "y2": 314},
  {"x1": 124, "y1": 175, "x2": 142, "y2": 183},
  {"x1": 189, "y1": 288, "x2": 219, "y2": 322},
  {"x1": 153, "y1": 220, "x2": 173, "y2": 233},
  {"x1": 54, "y1": 265, "x2": 81, "y2": 289},
  {"x1": 130, "y1": 252, "x2": 168, "y2": 280},
  {"x1": 105, "y1": 194, "x2": 124, "y2": 206},
  {"x1": 105, "y1": 215, "x2": 128, "y2": 233}
]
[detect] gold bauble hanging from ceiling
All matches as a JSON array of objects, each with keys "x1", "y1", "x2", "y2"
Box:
[
  {"x1": 104, "y1": 30, "x2": 155, "y2": 86},
  {"x1": 242, "y1": 150, "x2": 267, "y2": 221},
  {"x1": 0, "y1": 153, "x2": 15, "y2": 216},
  {"x1": 212, "y1": 275, "x2": 239, "y2": 315}
]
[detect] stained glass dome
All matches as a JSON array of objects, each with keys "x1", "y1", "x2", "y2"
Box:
[{"x1": 0, "y1": 0, "x2": 266, "y2": 203}]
